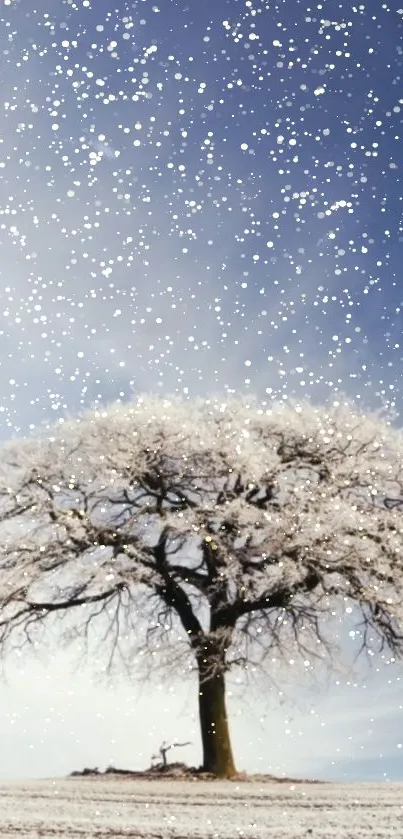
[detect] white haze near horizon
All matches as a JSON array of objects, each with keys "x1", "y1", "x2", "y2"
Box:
[
  {"x1": 0, "y1": 644, "x2": 402, "y2": 782},
  {"x1": 0, "y1": 0, "x2": 402, "y2": 782}
]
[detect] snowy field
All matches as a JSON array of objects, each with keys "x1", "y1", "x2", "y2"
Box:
[{"x1": 0, "y1": 778, "x2": 402, "y2": 838}]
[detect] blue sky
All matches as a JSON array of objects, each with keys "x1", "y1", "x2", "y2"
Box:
[{"x1": 0, "y1": 0, "x2": 402, "y2": 780}]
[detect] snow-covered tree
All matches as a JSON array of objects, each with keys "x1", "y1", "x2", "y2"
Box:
[{"x1": 1, "y1": 395, "x2": 403, "y2": 777}]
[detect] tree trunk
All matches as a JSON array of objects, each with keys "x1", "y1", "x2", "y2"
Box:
[{"x1": 197, "y1": 657, "x2": 237, "y2": 777}]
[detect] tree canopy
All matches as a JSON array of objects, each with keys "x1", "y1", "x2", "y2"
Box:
[{"x1": 1, "y1": 395, "x2": 403, "y2": 775}]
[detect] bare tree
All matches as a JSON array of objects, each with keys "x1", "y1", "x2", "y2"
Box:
[
  {"x1": 151, "y1": 740, "x2": 191, "y2": 769},
  {"x1": 1, "y1": 395, "x2": 403, "y2": 777}
]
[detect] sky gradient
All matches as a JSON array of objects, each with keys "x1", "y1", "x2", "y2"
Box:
[{"x1": 0, "y1": 0, "x2": 402, "y2": 780}]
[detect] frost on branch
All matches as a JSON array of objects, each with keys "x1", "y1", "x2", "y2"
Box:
[{"x1": 0, "y1": 394, "x2": 403, "y2": 679}]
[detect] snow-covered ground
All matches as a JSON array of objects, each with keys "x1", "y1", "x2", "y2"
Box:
[{"x1": 0, "y1": 777, "x2": 401, "y2": 837}]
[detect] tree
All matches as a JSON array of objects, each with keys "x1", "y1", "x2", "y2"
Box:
[
  {"x1": 151, "y1": 740, "x2": 191, "y2": 770},
  {"x1": 0, "y1": 395, "x2": 403, "y2": 777}
]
